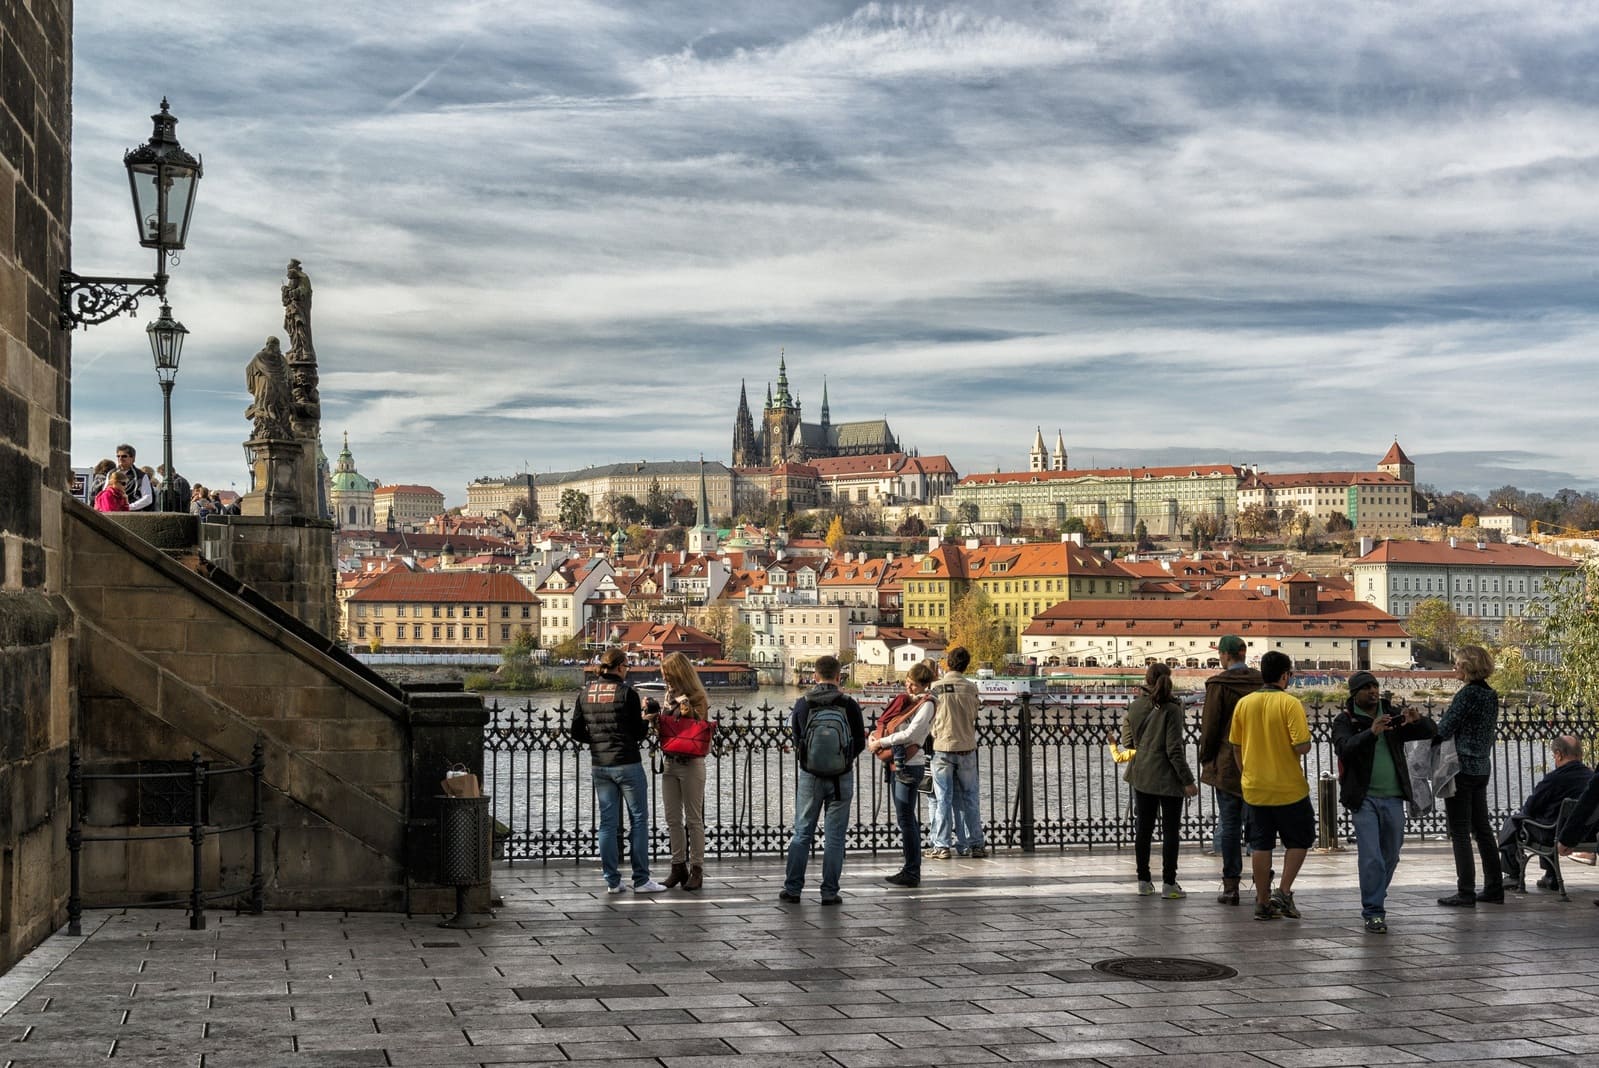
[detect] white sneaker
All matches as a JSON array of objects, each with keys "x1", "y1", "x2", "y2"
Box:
[
  {"x1": 1162, "y1": 882, "x2": 1187, "y2": 900},
  {"x1": 605, "y1": 884, "x2": 626, "y2": 895},
  {"x1": 633, "y1": 879, "x2": 668, "y2": 894},
  {"x1": 1137, "y1": 880, "x2": 1156, "y2": 896}
]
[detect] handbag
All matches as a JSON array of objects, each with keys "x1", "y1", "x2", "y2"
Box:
[
  {"x1": 658, "y1": 713, "x2": 715, "y2": 758},
  {"x1": 870, "y1": 693, "x2": 922, "y2": 764}
]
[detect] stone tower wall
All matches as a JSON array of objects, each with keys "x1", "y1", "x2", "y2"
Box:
[{"x1": 0, "y1": 0, "x2": 73, "y2": 975}]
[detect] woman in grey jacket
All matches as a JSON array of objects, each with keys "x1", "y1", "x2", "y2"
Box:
[{"x1": 1121, "y1": 663, "x2": 1199, "y2": 898}]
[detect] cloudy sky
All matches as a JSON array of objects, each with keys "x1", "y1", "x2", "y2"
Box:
[{"x1": 68, "y1": 1, "x2": 1599, "y2": 504}]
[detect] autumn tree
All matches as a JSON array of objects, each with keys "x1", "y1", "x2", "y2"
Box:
[
  {"x1": 1407, "y1": 598, "x2": 1482, "y2": 661},
  {"x1": 1537, "y1": 559, "x2": 1599, "y2": 713},
  {"x1": 725, "y1": 622, "x2": 754, "y2": 663},
  {"x1": 667, "y1": 497, "x2": 698, "y2": 528},
  {"x1": 825, "y1": 514, "x2": 848, "y2": 556},
  {"x1": 1237, "y1": 504, "x2": 1272, "y2": 543},
  {"x1": 1460, "y1": 513, "x2": 1479, "y2": 528},
  {"x1": 1324, "y1": 512, "x2": 1353, "y2": 533},
  {"x1": 895, "y1": 515, "x2": 926, "y2": 538},
  {"x1": 947, "y1": 587, "x2": 1011, "y2": 668}
]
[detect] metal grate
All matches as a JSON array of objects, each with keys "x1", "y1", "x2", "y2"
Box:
[{"x1": 1091, "y1": 956, "x2": 1238, "y2": 982}]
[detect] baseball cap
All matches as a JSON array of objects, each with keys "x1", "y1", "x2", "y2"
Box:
[{"x1": 1217, "y1": 635, "x2": 1246, "y2": 656}]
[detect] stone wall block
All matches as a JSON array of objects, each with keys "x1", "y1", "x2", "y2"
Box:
[
  {"x1": 318, "y1": 720, "x2": 402, "y2": 753},
  {"x1": 316, "y1": 750, "x2": 406, "y2": 788}
]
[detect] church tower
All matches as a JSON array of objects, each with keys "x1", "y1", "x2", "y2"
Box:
[
  {"x1": 1377, "y1": 439, "x2": 1415, "y2": 485},
  {"x1": 1029, "y1": 427, "x2": 1047, "y2": 472},
  {"x1": 731, "y1": 380, "x2": 758, "y2": 467},
  {"x1": 687, "y1": 458, "x2": 720, "y2": 554},
  {"x1": 763, "y1": 350, "x2": 802, "y2": 466},
  {"x1": 820, "y1": 377, "x2": 830, "y2": 427},
  {"x1": 328, "y1": 432, "x2": 376, "y2": 530},
  {"x1": 1052, "y1": 429, "x2": 1067, "y2": 471}
]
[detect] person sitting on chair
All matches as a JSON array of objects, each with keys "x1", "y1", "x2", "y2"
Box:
[
  {"x1": 1556, "y1": 757, "x2": 1599, "y2": 894},
  {"x1": 1501, "y1": 735, "x2": 1591, "y2": 892}
]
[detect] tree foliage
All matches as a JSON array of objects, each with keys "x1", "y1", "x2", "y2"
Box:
[
  {"x1": 1406, "y1": 598, "x2": 1482, "y2": 660},
  {"x1": 1237, "y1": 504, "x2": 1273, "y2": 542},
  {"x1": 1537, "y1": 559, "x2": 1599, "y2": 712},
  {"x1": 825, "y1": 514, "x2": 848, "y2": 555},
  {"x1": 558, "y1": 489, "x2": 591, "y2": 529},
  {"x1": 644, "y1": 479, "x2": 671, "y2": 526},
  {"x1": 895, "y1": 514, "x2": 927, "y2": 538},
  {"x1": 947, "y1": 587, "x2": 1011, "y2": 666},
  {"x1": 667, "y1": 497, "x2": 698, "y2": 528}
]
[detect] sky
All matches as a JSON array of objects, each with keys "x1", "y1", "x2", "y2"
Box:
[{"x1": 67, "y1": 1, "x2": 1599, "y2": 505}]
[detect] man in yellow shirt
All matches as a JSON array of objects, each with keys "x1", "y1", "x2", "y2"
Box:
[{"x1": 1229, "y1": 650, "x2": 1313, "y2": 921}]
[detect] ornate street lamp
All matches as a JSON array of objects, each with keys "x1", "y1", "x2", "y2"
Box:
[
  {"x1": 146, "y1": 303, "x2": 188, "y2": 511},
  {"x1": 59, "y1": 99, "x2": 203, "y2": 329}
]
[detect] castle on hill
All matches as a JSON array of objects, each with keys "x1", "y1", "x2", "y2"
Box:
[{"x1": 731, "y1": 352, "x2": 898, "y2": 468}]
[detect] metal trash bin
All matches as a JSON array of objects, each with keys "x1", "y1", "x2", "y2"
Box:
[
  {"x1": 1316, "y1": 775, "x2": 1341, "y2": 851},
  {"x1": 438, "y1": 794, "x2": 492, "y2": 928}
]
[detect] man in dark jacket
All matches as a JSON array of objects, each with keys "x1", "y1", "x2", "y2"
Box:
[
  {"x1": 1332, "y1": 671, "x2": 1436, "y2": 933},
  {"x1": 571, "y1": 647, "x2": 666, "y2": 894},
  {"x1": 1198, "y1": 635, "x2": 1263, "y2": 904},
  {"x1": 780, "y1": 655, "x2": 866, "y2": 905}
]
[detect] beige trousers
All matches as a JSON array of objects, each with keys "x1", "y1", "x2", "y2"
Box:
[{"x1": 661, "y1": 756, "x2": 706, "y2": 865}]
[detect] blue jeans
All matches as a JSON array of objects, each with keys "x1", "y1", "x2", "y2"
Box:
[
  {"x1": 929, "y1": 750, "x2": 984, "y2": 850},
  {"x1": 1215, "y1": 789, "x2": 1246, "y2": 881},
  {"x1": 784, "y1": 770, "x2": 854, "y2": 896},
  {"x1": 1353, "y1": 795, "x2": 1406, "y2": 919},
  {"x1": 887, "y1": 763, "x2": 924, "y2": 878},
  {"x1": 593, "y1": 763, "x2": 651, "y2": 889}
]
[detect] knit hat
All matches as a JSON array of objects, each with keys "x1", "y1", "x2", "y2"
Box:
[
  {"x1": 1217, "y1": 635, "x2": 1246, "y2": 656},
  {"x1": 1347, "y1": 670, "x2": 1379, "y2": 694}
]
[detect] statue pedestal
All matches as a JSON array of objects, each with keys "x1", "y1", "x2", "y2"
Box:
[{"x1": 240, "y1": 438, "x2": 303, "y2": 518}]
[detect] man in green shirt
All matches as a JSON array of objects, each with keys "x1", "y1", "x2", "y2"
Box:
[{"x1": 1332, "y1": 671, "x2": 1437, "y2": 933}]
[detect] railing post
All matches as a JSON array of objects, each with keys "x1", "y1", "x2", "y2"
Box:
[
  {"x1": 189, "y1": 751, "x2": 206, "y2": 930},
  {"x1": 1017, "y1": 694, "x2": 1036, "y2": 854},
  {"x1": 250, "y1": 738, "x2": 265, "y2": 915},
  {"x1": 68, "y1": 747, "x2": 83, "y2": 937},
  {"x1": 1316, "y1": 774, "x2": 1340, "y2": 851}
]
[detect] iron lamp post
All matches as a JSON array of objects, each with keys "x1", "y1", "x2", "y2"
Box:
[
  {"x1": 59, "y1": 99, "x2": 203, "y2": 330},
  {"x1": 147, "y1": 303, "x2": 188, "y2": 512}
]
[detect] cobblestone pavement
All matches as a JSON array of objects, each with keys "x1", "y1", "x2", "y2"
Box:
[{"x1": 3, "y1": 842, "x2": 1598, "y2": 1067}]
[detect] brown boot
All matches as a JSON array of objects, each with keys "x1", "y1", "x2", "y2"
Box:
[
  {"x1": 1217, "y1": 878, "x2": 1240, "y2": 905},
  {"x1": 662, "y1": 862, "x2": 688, "y2": 889},
  {"x1": 684, "y1": 864, "x2": 703, "y2": 891}
]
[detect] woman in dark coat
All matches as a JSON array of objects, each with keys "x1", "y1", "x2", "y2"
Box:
[
  {"x1": 1435, "y1": 645, "x2": 1502, "y2": 907},
  {"x1": 1121, "y1": 663, "x2": 1199, "y2": 898}
]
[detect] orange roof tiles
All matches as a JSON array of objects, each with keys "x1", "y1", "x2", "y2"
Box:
[
  {"x1": 1379, "y1": 441, "x2": 1413, "y2": 467},
  {"x1": 1356, "y1": 540, "x2": 1576, "y2": 568},
  {"x1": 959, "y1": 465, "x2": 1242, "y2": 487},
  {"x1": 1026, "y1": 596, "x2": 1408, "y2": 638},
  {"x1": 348, "y1": 570, "x2": 538, "y2": 604},
  {"x1": 1240, "y1": 471, "x2": 1407, "y2": 489}
]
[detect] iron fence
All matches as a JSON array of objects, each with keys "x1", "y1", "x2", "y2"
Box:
[{"x1": 482, "y1": 694, "x2": 1599, "y2": 863}]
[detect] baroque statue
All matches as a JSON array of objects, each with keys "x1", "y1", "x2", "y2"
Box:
[
  {"x1": 244, "y1": 336, "x2": 294, "y2": 440},
  {"x1": 282, "y1": 258, "x2": 321, "y2": 436}
]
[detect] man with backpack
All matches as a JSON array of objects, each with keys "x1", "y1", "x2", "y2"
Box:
[
  {"x1": 926, "y1": 647, "x2": 985, "y2": 859},
  {"x1": 781, "y1": 655, "x2": 866, "y2": 904}
]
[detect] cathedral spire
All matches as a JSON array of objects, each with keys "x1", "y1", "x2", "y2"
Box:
[
  {"x1": 774, "y1": 348, "x2": 793, "y2": 408},
  {"x1": 820, "y1": 376, "x2": 830, "y2": 427},
  {"x1": 1029, "y1": 426, "x2": 1046, "y2": 472}
]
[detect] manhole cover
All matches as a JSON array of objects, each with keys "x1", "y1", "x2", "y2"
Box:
[{"x1": 1090, "y1": 956, "x2": 1237, "y2": 982}]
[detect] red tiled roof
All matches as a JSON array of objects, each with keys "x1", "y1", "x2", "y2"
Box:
[
  {"x1": 1240, "y1": 471, "x2": 1407, "y2": 489},
  {"x1": 959, "y1": 465, "x2": 1242, "y2": 487},
  {"x1": 1356, "y1": 540, "x2": 1576, "y2": 568},
  {"x1": 1025, "y1": 596, "x2": 1408, "y2": 638},
  {"x1": 349, "y1": 570, "x2": 537, "y2": 603},
  {"x1": 1379, "y1": 441, "x2": 1413, "y2": 467}
]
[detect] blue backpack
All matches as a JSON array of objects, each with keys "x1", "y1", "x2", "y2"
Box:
[{"x1": 800, "y1": 696, "x2": 853, "y2": 778}]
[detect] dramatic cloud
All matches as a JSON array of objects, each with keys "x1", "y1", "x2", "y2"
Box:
[{"x1": 69, "y1": 1, "x2": 1599, "y2": 501}]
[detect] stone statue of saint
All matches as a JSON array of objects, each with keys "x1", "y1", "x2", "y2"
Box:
[
  {"x1": 281, "y1": 259, "x2": 315, "y2": 361},
  {"x1": 244, "y1": 336, "x2": 294, "y2": 440}
]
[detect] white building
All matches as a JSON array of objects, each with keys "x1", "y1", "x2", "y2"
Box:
[{"x1": 1350, "y1": 538, "x2": 1577, "y2": 635}]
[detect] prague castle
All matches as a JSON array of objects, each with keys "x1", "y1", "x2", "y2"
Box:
[{"x1": 731, "y1": 352, "x2": 898, "y2": 468}]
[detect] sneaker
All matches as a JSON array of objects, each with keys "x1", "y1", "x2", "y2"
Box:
[
  {"x1": 926, "y1": 847, "x2": 952, "y2": 860},
  {"x1": 1270, "y1": 888, "x2": 1300, "y2": 918},
  {"x1": 1436, "y1": 892, "x2": 1476, "y2": 908},
  {"x1": 885, "y1": 871, "x2": 920, "y2": 887},
  {"x1": 1162, "y1": 883, "x2": 1187, "y2": 900},
  {"x1": 633, "y1": 879, "x2": 668, "y2": 894},
  {"x1": 1137, "y1": 880, "x2": 1156, "y2": 896},
  {"x1": 605, "y1": 884, "x2": 626, "y2": 895},
  {"x1": 955, "y1": 848, "x2": 971, "y2": 858},
  {"x1": 968, "y1": 845, "x2": 988, "y2": 859},
  {"x1": 778, "y1": 890, "x2": 802, "y2": 903},
  {"x1": 1253, "y1": 901, "x2": 1280, "y2": 921},
  {"x1": 1363, "y1": 915, "x2": 1388, "y2": 934}
]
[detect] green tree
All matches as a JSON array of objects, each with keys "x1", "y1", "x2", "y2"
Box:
[
  {"x1": 1325, "y1": 511, "x2": 1353, "y2": 533},
  {"x1": 947, "y1": 587, "x2": 1011, "y2": 664},
  {"x1": 644, "y1": 478, "x2": 671, "y2": 526},
  {"x1": 623, "y1": 523, "x2": 654, "y2": 552},
  {"x1": 1537, "y1": 559, "x2": 1599, "y2": 712},
  {"x1": 825, "y1": 514, "x2": 848, "y2": 555},
  {"x1": 1237, "y1": 504, "x2": 1272, "y2": 542},
  {"x1": 726, "y1": 622, "x2": 753, "y2": 663},
  {"x1": 895, "y1": 515, "x2": 926, "y2": 538},
  {"x1": 551, "y1": 634, "x2": 586, "y2": 661},
  {"x1": 1061, "y1": 517, "x2": 1088, "y2": 535},
  {"x1": 558, "y1": 489, "x2": 591, "y2": 529},
  {"x1": 1134, "y1": 519, "x2": 1152, "y2": 552},
  {"x1": 667, "y1": 497, "x2": 698, "y2": 527},
  {"x1": 956, "y1": 501, "x2": 980, "y2": 527},
  {"x1": 786, "y1": 512, "x2": 817, "y2": 536},
  {"x1": 1407, "y1": 598, "x2": 1482, "y2": 660}
]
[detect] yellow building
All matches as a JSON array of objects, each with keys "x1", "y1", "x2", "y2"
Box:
[
  {"x1": 901, "y1": 541, "x2": 1136, "y2": 652},
  {"x1": 343, "y1": 570, "x2": 538, "y2": 651},
  {"x1": 1236, "y1": 442, "x2": 1418, "y2": 532},
  {"x1": 374, "y1": 483, "x2": 445, "y2": 531},
  {"x1": 464, "y1": 473, "x2": 537, "y2": 517}
]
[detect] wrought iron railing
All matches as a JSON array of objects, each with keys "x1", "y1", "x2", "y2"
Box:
[{"x1": 482, "y1": 695, "x2": 1598, "y2": 863}]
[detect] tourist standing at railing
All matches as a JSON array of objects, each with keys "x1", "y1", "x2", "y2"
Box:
[
  {"x1": 1229, "y1": 650, "x2": 1313, "y2": 921},
  {"x1": 1198, "y1": 635, "x2": 1263, "y2": 905},
  {"x1": 781, "y1": 655, "x2": 866, "y2": 905},
  {"x1": 570, "y1": 646, "x2": 667, "y2": 895},
  {"x1": 868, "y1": 660, "x2": 938, "y2": 888},
  {"x1": 1122, "y1": 663, "x2": 1199, "y2": 899},
  {"x1": 927, "y1": 646, "x2": 986, "y2": 860},
  {"x1": 1333, "y1": 672, "x2": 1437, "y2": 933},
  {"x1": 1435, "y1": 645, "x2": 1504, "y2": 908},
  {"x1": 655, "y1": 652, "x2": 710, "y2": 892}
]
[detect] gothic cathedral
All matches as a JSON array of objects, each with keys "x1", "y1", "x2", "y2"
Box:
[{"x1": 731, "y1": 352, "x2": 899, "y2": 468}]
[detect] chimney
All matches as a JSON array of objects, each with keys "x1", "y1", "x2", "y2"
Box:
[
  {"x1": 1358, "y1": 536, "x2": 1375, "y2": 557},
  {"x1": 1449, "y1": 537, "x2": 1458, "y2": 549},
  {"x1": 928, "y1": 534, "x2": 941, "y2": 553},
  {"x1": 885, "y1": 552, "x2": 894, "y2": 563}
]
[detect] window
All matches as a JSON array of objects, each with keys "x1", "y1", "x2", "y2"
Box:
[
  {"x1": 522, "y1": 606, "x2": 531, "y2": 619},
  {"x1": 412, "y1": 625, "x2": 422, "y2": 639},
  {"x1": 477, "y1": 606, "x2": 486, "y2": 618},
  {"x1": 431, "y1": 626, "x2": 441, "y2": 639},
  {"x1": 356, "y1": 624, "x2": 366, "y2": 638},
  {"x1": 447, "y1": 625, "x2": 457, "y2": 639},
  {"x1": 396, "y1": 605, "x2": 406, "y2": 618},
  {"x1": 432, "y1": 605, "x2": 441, "y2": 618},
  {"x1": 477, "y1": 626, "x2": 486, "y2": 639},
  {"x1": 356, "y1": 604, "x2": 367, "y2": 618}
]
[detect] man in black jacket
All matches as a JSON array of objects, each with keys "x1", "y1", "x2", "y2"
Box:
[
  {"x1": 1505, "y1": 735, "x2": 1595, "y2": 890},
  {"x1": 571, "y1": 647, "x2": 667, "y2": 894},
  {"x1": 780, "y1": 655, "x2": 866, "y2": 905},
  {"x1": 1332, "y1": 671, "x2": 1436, "y2": 933}
]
